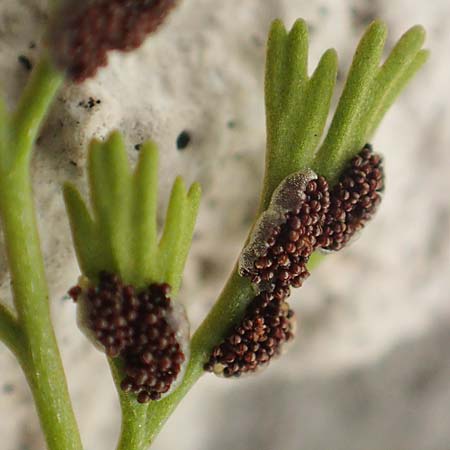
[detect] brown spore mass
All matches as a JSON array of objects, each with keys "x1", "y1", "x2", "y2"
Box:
[
  {"x1": 49, "y1": 0, "x2": 178, "y2": 82},
  {"x1": 319, "y1": 144, "x2": 385, "y2": 251},
  {"x1": 69, "y1": 272, "x2": 185, "y2": 403},
  {"x1": 205, "y1": 289, "x2": 296, "y2": 377},
  {"x1": 206, "y1": 145, "x2": 384, "y2": 376},
  {"x1": 241, "y1": 176, "x2": 331, "y2": 292}
]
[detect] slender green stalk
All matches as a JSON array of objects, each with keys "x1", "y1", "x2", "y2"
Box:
[
  {"x1": 0, "y1": 164, "x2": 82, "y2": 450},
  {"x1": 0, "y1": 52, "x2": 82, "y2": 449},
  {"x1": 0, "y1": 304, "x2": 28, "y2": 362},
  {"x1": 10, "y1": 56, "x2": 63, "y2": 168},
  {"x1": 117, "y1": 401, "x2": 151, "y2": 450},
  {"x1": 111, "y1": 360, "x2": 150, "y2": 450}
]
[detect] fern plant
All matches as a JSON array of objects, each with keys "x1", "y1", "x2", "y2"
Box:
[{"x1": 0, "y1": 2, "x2": 428, "y2": 449}]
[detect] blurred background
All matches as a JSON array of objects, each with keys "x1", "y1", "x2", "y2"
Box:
[{"x1": 0, "y1": 0, "x2": 449, "y2": 449}]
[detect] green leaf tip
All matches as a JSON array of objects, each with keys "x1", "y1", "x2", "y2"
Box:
[
  {"x1": 262, "y1": 18, "x2": 337, "y2": 210},
  {"x1": 313, "y1": 21, "x2": 428, "y2": 184},
  {"x1": 64, "y1": 131, "x2": 201, "y2": 294},
  {"x1": 158, "y1": 176, "x2": 201, "y2": 294}
]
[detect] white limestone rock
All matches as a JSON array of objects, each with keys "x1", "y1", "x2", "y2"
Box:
[{"x1": 0, "y1": 0, "x2": 449, "y2": 449}]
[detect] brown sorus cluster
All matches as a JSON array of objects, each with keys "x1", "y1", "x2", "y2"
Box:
[
  {"x1": 241, "y1": 176, "x2": 331, "y2": 292},
  {"x1": 205, "y1": 289, "x2": 295, "y2": 377},
  {"x1": 49, "y1": 0, "x2": 177, "y2": 82},
  {"x1": 69, "y1": 272, "x2": 185, "y2": 403},
  {"x1": 241, "y1": 146, "x2": 384, "y2": 290},
  {"x1": 206, "y1": 145, "x2": 384, "y2": 377},
  {"x1": 318, "y1": 144, "x2": 384, "y2": 251}
]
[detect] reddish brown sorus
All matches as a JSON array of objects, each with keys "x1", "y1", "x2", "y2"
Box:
[
  {"x1": 69, "y1": 272, "x2": 186, "y2": 403},
  {"x1": 49, "y1": 0, "x2": 178, "y2": 82}
]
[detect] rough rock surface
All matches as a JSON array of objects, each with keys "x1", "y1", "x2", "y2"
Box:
[{"x1": 0, "y1": 0, "x2": 449, "y2": 449}]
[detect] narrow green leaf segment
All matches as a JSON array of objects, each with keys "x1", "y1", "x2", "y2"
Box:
[
  {"x1": 262, "y1": 19, "x2": 337, "y2": 210},
  {"x1": 313, "y1": 22, "x2": 429, "y2": 184},
  {"x1": 64, "y1": 131, "x2": 201, "y2": 294},
  {"x1": 264, "y1": 19, "x2": 428, "y2": 196}
]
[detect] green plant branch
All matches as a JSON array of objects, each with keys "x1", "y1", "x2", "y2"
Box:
[
  {"x1": 0, "y1": 163, "x2": 83, "y2": 450},
  {"x1": 9, "y1": 56, "x2": 63, "y2": 169},
  {"x1": 0, "y1": 49, "x2": 82, "y2": 449},
  {"x1": 110, "y1": 359, "x2": 151, "y2": 450},
  {"x1": 0, "y1": 303, "x2": 28, "y2": 361}
]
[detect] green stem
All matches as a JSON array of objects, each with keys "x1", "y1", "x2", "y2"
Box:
[
  {"x1": 117, "y1": 404, "x2": 150, "y2": 450},
  {"x1": 10, "y1": 56, "x2": 63, "y2": 168},
  {"x1": 110, "y1": 360, "x2": 150, "y2": 450},
  {"x1": 0, "y1": 51, "x2": 81, "y2": 449},
  {"x1": 0, "y1": 304, "x2": 28, "y2": 362},
  {"x1": 0, "y1": 163, "x2": 83, "y2": 450}
]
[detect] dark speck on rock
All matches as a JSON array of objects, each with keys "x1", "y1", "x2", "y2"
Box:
[
  {"x1": 69, "y1": 160, "x2": 77, "y2": 167},
  {"x1": 227, "y1": 120, "x2": 237, "y2": 129},
  {"x1": 3, "y1": 384, "x2": 14, "y2": 394},
  {"x1": 18, "y1": 55, "x2": 32, "y2": 71},
  {"x1": 134, "y1": 144, "x2": 142, "y2": 151},
  {"x1": 78, "y1": 97, "x2": 101, "y2": 110},
  {"x1": 176, "y1": 130, "x2": 191, "y2": 150}
]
